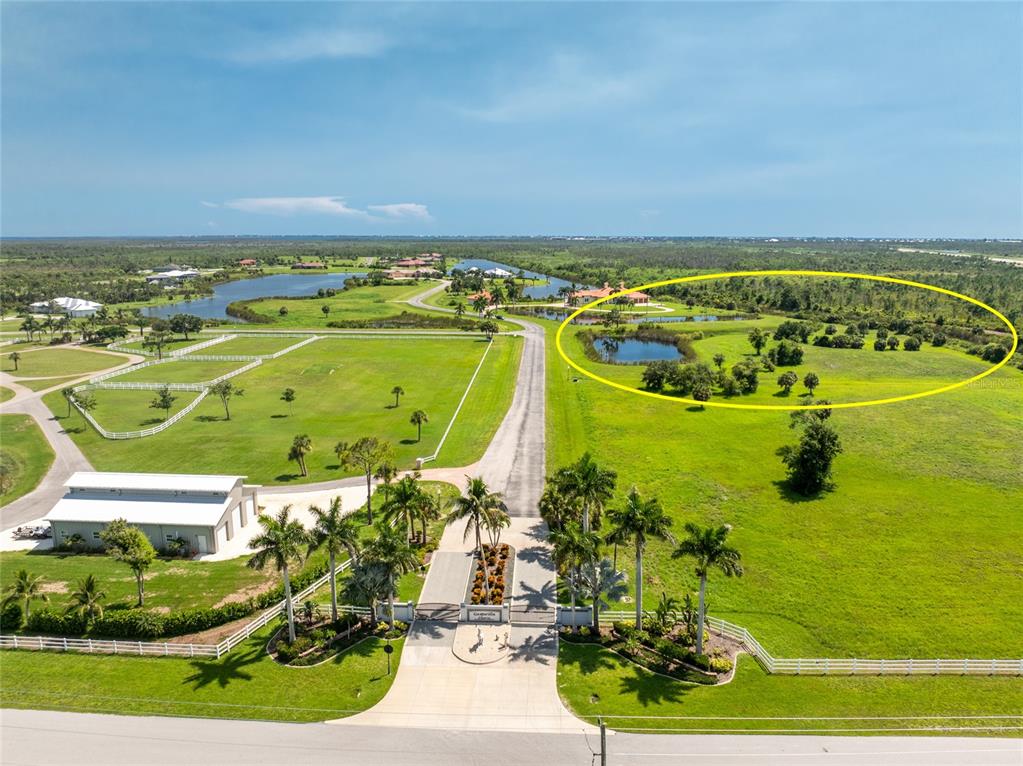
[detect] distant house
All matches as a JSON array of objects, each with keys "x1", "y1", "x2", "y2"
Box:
[
  {"x1": 291, "y1": 262, "x2": 326, "y2": 270},
  {"x1": 28, "y1": 296, "x2": 103, "y2": 318},
  {"x1": 569, "y1": 282, "x2": 651, "y2": 305},
  {"x1": 467, "y1": 290, "x2": 493, "y2": 305},
  {"x1": 238, "y1": 259, "x2": 257, "y2": 267},
  {"x1": 44, "y1": 472, "x2": 261, "y2": 556},
  {"x1": 395, "y1": 258, "x2": 429, "y2": 268},
  {"x1": 145, "y1": 269, "x2": 199, "y2": 285},
  {"x1": 387, "y1": 268, "x2": 441, "y2": 279},
  {"x1": 484, "y1": 267, "x2": 513, "y2": 278},
  {"x1": 418, "y1": 252, "x2": 443, "y2": 261}
]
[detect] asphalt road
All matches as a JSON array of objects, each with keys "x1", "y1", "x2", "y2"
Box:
[{"x1": 2, "y1": 710, "x2": 1019, "y2": 766}]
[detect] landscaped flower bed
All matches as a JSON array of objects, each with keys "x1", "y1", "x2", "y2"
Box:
[
  {"x1": 558, "y1": 621, "x2": 736, "y2": 685},
  {"x1": 466, "y1": 544, "x2": 514, "y2": 606},
  {"x1": 268, "y1": 614, "x2": 408, "y2": 667}
]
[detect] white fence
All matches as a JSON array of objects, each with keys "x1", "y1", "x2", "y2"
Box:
[
  {"x1": 0, "y1": 559, "x2": 368, "y2": 660},
  {"x1": 169, "y1": 334, "x2": 235, "y2": 356},
  {"x1": 596, "y1": 611, "x2": 1023, "y2": 676},
  {"x1": 72, "y1": 389, "x2": 211, "y2": 440}
]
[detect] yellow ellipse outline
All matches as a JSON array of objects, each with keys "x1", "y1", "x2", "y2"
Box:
[{"x1": 554, "y1": 270, "x2": 1019, "y2": 411}]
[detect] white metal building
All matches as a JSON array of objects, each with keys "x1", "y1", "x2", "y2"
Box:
[
  {"x1": 28, "y1": 296, "x2": 103, "y2": 318},
  {"x1": 44, "y1": 472, "x2": 261, "y2": 556}
]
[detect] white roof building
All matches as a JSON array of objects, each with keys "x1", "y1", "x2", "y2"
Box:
[
  {"x1": 44, "y1": 472, "x2": 261, "y2": 556},
  {"x1": 483, "y1": 268, "x2": 513, "y2": 278},
  {"x1": 28, "y1": 296, "x2": 103, "y2": 317}
]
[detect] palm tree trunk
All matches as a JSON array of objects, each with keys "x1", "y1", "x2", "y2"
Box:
[
  {"x1": 328, "y1": 551, "x2": 338, "y2": 623},
  {"x1": 635, "y1": 543, "x2": 643, "y2": 629},
  {"x1": 582, "y1": 502, "x2": 590, "y2": 533},
  {"x1": 696, "y1": 572, "x2": 707, "y2": 656},
  {"x1": 388, "y1": 591, "x2": 396, "y2": 629},
  {"x1": 421, "y1": 517, "x2": 427, "y2": 545},
  {"x1": 365, "y1": 472, "x2": 373, "y2": 524},
  {"x1": 612, "y1": 542, "x2": 618, "y2": 572},
  {"x1": 283, "y1": 564, "x2": 296, "y2": 644},
  {"x1": 568, "y1": 577, "x2": 576, "y2": 630}
]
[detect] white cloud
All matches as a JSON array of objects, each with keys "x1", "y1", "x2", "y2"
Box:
[
  {"x1": 200, "y1": 200, "x2": 219, "y2": 208},
  {"x1": 367, "y1": 203, "x2": 433, "y2": 222},
  {"x1": 229, "y1": 29, "x2": 392, "y2": 64},
  {"x1": 218, "y1": 196, "x2": 431, "y2": 224}
]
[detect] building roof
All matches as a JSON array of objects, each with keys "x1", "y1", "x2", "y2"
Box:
[
  {"x1": 64, "y1": 471, "x2": 246, "y2": 494},
  {"x1": 45, "y1": 494, "x2": 232, "y2": 528},
  {"x1": 28, "y1": 296, "x2": 103, "y2": 312},
  {"x1": 570, "y1": 282, "x2": 650, "y2": 301}
]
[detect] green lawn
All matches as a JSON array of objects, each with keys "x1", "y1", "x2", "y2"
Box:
[
  {"x1": 2, "y1": 347, "x2": 130, "y2": 377},
  {"x1": 110, "y1": 358, "x2": 249, "y2": 384},
  {"x1": 200, "y1": 335, "x2": 305, "y2": 356},
  {"x1": 0, "y1": 628, "x2": 403, "y2": 723},
  {"x1": 0, "y1": 415, "x2": 55, "y2": 505},
  {"x1": 558, "y1": 644, "x2": 1023, "y2": 734},
  {"x1": 241, "y1": 282, "x2": 441, "y2": 326},
  {"x1": 114, "y1": 337, "x2": 201, "y2": 354},
  {"x1": 13, "y1": 375, "x2": 84, "y2": 393},
  {"x1": 0, "y1": 549, "x2": 270, "y2": 613},
  {"x1": 44, "y1": 336, "x2": 522, "y2": 485},
  {"x1": 0, "y1": 386, "x2": 14, "y2": 403},
  {"x1": 544, "y1": 316, "x2": 1023, "y2": 659},
  {"x1": 79, "y1": 388, "x2": 200, "y2": 432}
]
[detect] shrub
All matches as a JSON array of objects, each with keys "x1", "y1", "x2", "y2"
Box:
[
  {"x1": 26, "y1": 609, "x2": 88, "y2": 636},
  {"x1": 0, "y1": 602, "x2": 23, "y2": 630},
  {"x1": 578, "y1": 626, "x2": 591, "y2": 638},
  {"x1": 709, "y1": 656, "x2": 734, "y2": 673},
  {"x1": 767, "y1": 340, "x2": 804, "y2": 366},
  {"x1": 931, "y1": 333, "x2": 946, "y2": 347},
  {"x1": 91, "y1": 610, "x2": 166, "y2": 639},
  {"x1": 873, "y1": 338, "x2": 886, "y2": 351},
  {"x1": 903, "y1": 336, "x2": 922, "y2": 351}
]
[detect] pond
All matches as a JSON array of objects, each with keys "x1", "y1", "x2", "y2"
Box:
[
  {"x1": 451, "y1": 258, "x2": 579, "y2": 300},
  {"x1": 144, "y1": 272, "x2": 367, "y2": 321},
  {"x1": 595, "y1": 336, "x2": 683, "y2": 363}
]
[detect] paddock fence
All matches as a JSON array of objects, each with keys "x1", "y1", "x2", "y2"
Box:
[{"x1": 596, "y1": 611, "x2": 1023, "y2": 676}]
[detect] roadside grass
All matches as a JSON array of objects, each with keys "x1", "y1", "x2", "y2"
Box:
[
  {"x1": 111, "y1": 358, "x2": 249, "y2": 384},
  {"x1": 2, "y1": 347, "x2": 130, "y2": 377},
  {"x1": 0, "y1": 628, "x2": 403, "y2": 723},
  {"x1": 43, "y1": 336, "x2": 521, "y2": 485},
  {"x1": 241, "y1": 282, "x2": 440, "y2": 326},
  {"x1": 558, "y1": 644, "x2": 1023, "y2": 734},
  {"x1": 0, "y1": 386, "x2": 14, "y2": 403},
  {"x1": 0, "y1": 414, "x2": 55, "y2": 505},
  {"x1": 541, "y1": 316, "x2": 1023, "y2": 658},
  {"x1": 0, "y1": 548, "x2": 272, "y2": 614},
  {"x1": 11, "y1": 376, "x2": 85, "y2": 393}
]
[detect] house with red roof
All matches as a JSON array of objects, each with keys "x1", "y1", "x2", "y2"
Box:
[{"x1": 568, "y1": 281, "x2": 651, "y2": 305}]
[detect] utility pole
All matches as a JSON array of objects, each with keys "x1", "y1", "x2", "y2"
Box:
[{"x1": 599, "y1": 716, "x2": 607, "y2": 766}]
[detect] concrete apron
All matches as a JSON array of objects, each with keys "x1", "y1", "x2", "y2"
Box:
[{"x1": 333, "y1": 519, "x2": 591, "y2": 733}]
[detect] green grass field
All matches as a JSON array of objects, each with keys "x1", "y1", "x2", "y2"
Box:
[
  {"x1": 80, "y1": 388, "x2": 199, "y2": 432},
  {"x1": 545, "y1": 317, "x2": 1023, "y2": 659},
  {"x1": 115, "y1": 337, "x2": 201, "y2": 354},
  {"x1": 0, "y1": 414, "x2": 55, "y2": 505},
  {"x1": 558, "y1": 644, "x2": 1023, "y2": 735},
  {"x1": 0, "y1": 549, "x2": 270, "y2": 613},
  {"x1": 200, "y1": 335, "x2": 304, "y2": 356},
  {"x1": 110, "y1": 358, "x2": 250, "y2": 384},
  {"x1": 2, "y1": 347, "x2": 130, "y2": 377},
  {"x1": 242, "y1": 283, "x2": 439, "y2": 326},
  {"x1": 0, "y1": 628, "x2": 403, "y2": 722},
  {"x1": 12, "y1": 375, "x2": 84, "y2": 393},
  {"x1": 0, "y1": 386, "x2": 14, "y2": 403},
  {"x1": 45, "y1": 336, "x2": 522, "y2": 484}
]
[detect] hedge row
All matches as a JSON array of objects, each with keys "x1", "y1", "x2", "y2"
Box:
[{"x1": 18, "y1": 563, "x2": 330, "y2": 640}]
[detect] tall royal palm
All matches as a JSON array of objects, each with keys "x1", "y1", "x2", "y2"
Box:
[
  {"x1": 447, "y1": 476, "x2": 505, "y2": 563},
  {"x1": 308, "y1": 497, "x2": 362, "y2": 623},
  {"x1": 248, "y1": 506, "x2": 311, "y2": 643},
  {"x1": 363, "y1": 522, "x2": 419, "y2": 627},
  {"x1": 606, "y1": 487, "x2": 674, "y2": 628},
  {"x1": 672, "y1": 522, "x2": 743, "y2": 655},
  {"x1": 549, "y1": 522, "x2": 601, "y2": 628},
  {"x1": 561, "y1": 452, "x2": 617, "y2": 533}
]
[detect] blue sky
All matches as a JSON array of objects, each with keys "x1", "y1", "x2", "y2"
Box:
[{"x1": 2, "y1": 2, "x2": 1020, "y2": 238}]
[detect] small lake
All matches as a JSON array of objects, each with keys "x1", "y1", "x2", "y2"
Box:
[
  {"x1": 145, "y1": 272, "x2": 367, "y2": 321},
  {"x1": 451, "y1": 258, "x2": 579, "y2": 300},
  {"x1": 596, "y1": 337, "x2": 683, "y2": 363}
]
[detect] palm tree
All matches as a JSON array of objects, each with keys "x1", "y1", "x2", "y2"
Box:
[
  {"x1": 559, "y1": 452, "x2": 617, "y2": 533},
  {"x1": 343, "y1": 560, "x2": 392, "y2": 632},
  {"x1": 66, "y1": 574, "x2": 106, "y2": 622},
  {"x1": 335, "y1": 437, "x2": 393, "y2": 524},
  {"x1": 415, "y1": 492, "x2": 441, "y2": 546},
  {"x1": 2, "y1": 569, "x2": 49, "y2": 620},
  {"x1": 248, "y1": 506, "x2": 311, "y2": 643},
  {"x1": 549, "y1": 522, "x2": 600, "y2": 629},
  {"x1": 363, "y1": 522, "x2": 419, "y2": 627},
  {"x1": 381, "y1": 473, "x2": 427, "y2": 541},
  {"x1": 578, "y1": 557, "x2": 628, "y2": 631},
  {"x1": 8, "y1": 351, "x2": 21, "y2": 372},
  {"x1": 288, "y1": 434, "x2": 312, "y2": 477},
  {"x1": 605, "y1": 487, "x2": 674, "y2": 628},
  {"x1": 308, "y1": 497, "x2": 362, "y2": 623},
  {"x1": 447, "y1": 476, "x2": 505, "y2": 601},
  {"x1": 672, "y1": 523, "x2": 743, "y2": 655},
  {"x1": 481, "y1": 504, "x2": 510, "y2": 549},
  {"x1": 280, "y1": 387, "x2": 296, "y2": 416},
  {"x1": 454, "y1": 302, "x2": 466, "y2": 318},
  {"x1": 409, "y1": 409, "x2": 428, "y2": 442},
  {"x1": 374, "y1": 462, "x2": 398, "y2": 503},
  {"x1": 390, "y1": 385, "x2": 405, "y2": 408}
]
